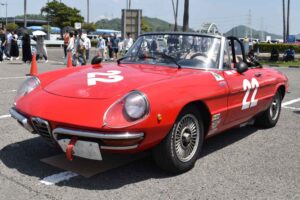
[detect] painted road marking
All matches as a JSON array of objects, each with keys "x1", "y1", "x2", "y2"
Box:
[
  {"x1": 40, "y1": 171, "x2": 78, "y2": 186},
  {"x1": 0, "y1": 76, "x2": 27, "y2": 80},
  {"x1": 0, "y1": 114, "x2": 11, "y2": 119},
  {"x1": 282, "y1": 106, "x2": 300, "y2": 110},
  {"x1": 282, "y1": 98, "x2": 300, "y2": 107},
  {"x1": 0, "y1": 89, "x2": 17, "y2": 93}
]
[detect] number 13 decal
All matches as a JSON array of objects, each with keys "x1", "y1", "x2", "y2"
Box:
[{"x1": 242, "y1": 78, "x2": 259, "y2": 110}]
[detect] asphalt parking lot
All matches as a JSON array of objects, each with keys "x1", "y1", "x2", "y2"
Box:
[{"x1": 0, "y1": 48, "x2": 299, "y2": 200}]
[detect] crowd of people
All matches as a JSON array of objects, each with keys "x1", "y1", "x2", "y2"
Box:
[
  {"x1": 0, "y1": 29, "x2": 21, "y2": 63},
  {"x1": 63, "y1": 30, "x2": 133, "y2": 66},
  {"x1": 0, "y1": 28, "x2": 134, "y2": 66},
  {"x1": 0, "y1": 28, "x2": 48, "y2": 64}
]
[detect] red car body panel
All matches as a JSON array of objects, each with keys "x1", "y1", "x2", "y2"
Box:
[{"x1": 14, "y1": 60, "x2": 288, "y2": 153}]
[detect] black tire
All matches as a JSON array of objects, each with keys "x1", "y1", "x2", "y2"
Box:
[
  {"x1": 153, "y1": 106, "x2": 204, "y2": 173},
  {"x1": 255, "y1": 91, "x2": 282, "y2": 128}
]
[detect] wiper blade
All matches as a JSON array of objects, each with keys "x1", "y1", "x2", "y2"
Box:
[
  {"x1": 155, "y1": 52, "x2": 181, "y2": 69},
  {"x1": 117, "y1": 56, "x2": 134, "y2": 65}
]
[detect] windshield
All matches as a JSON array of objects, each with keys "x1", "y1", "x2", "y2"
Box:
[{"x1": 122, "y1": 34, "x2": 221, "y2": 69}]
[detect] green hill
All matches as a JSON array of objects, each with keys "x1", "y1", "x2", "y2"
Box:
[
  {"x1": 95, "y1": 16, "x2": 187, "y2": 32},
  {"x1": 225, "y1": 25, "x2": 281, "y2": 40}
]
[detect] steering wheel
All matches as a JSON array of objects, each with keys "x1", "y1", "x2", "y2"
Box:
[
  {"x1": 190, "y1": 53, "x2": 218, "y2": 68},
  {"x1": 190, "y1": 52, "x2": 208, "y2": 59}
]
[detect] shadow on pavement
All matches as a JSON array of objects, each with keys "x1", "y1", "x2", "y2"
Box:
[
  {"x1": 293, "y1": 110, "x2": 300, "y2": 114},
  {"x1": 0, "y1": 125, "x2": 258, "y2": 190}
]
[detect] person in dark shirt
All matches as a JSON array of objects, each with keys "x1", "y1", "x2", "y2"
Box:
[
  {"x1": 0, "y1": 29, "x2": 6, "y2": 62},
  {"x1": 22, "y1": 33, "x2": 32, "y2": 63}
]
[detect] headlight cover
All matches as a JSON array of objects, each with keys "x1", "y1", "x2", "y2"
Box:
[
  {"x1": 15, "y1": 76, "x2": 40, "y2": 103},
  {"x1": 104, "y1": 91, "x2": 150, "y2": 128}
]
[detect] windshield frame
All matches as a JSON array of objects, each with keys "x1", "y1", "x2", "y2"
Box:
[{"x1": 123, "y1": 32, "x2": 226, "y2": 71}]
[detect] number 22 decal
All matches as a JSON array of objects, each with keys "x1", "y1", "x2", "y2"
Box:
[{"x1": 242, "y1": 78, "x2": 259, "y2": 110}]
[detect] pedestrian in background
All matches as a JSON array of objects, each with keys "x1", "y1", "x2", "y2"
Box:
[
  {"x1": 66, "y1": 32, "x2": 76, "y2": 66},
  {"x1": 63, "y1": 30, "x2": 69, "y2": 58},
  {"x1": 106, "y1": 35, "x2": 113, "y2": 60},
  {"x1": 76, "y1": 31, "x2": 86, "y2": 65},
  {"x1": 97, "y1": 35, "x2": 106, "y2": 60},
  {"x1": 124, "y1": 33, "x2": 133, "y2": 53},
  {"x1": 22, "y1": 33, "x2": 32, "y2": 63},
  {"x1": 83, "y1": 33, "x2": 91, "y2": 61},
  {"x1": 9, "y1": 32, "x2": 19, "y2": 60},
  {"x1": 36, "y1": 35, "x2": 48, "y2": 63},
  {"x1": 0, "y1": 29, "x2": 6, "y2": 62},
  {"x1": 5, "y1": 31, "x2": 12, "y2": 59},
  {"x1": 111, "y1": 34, "x2": 119, "y2": 60}
]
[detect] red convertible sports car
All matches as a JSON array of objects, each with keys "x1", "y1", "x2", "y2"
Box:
[{"x1": 10, "y1": 33, "x2": 288, "y2": 173}]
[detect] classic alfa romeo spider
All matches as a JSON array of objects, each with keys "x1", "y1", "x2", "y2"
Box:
[{"x1": 10, "y1": 32, "x2": 288, "y2": 173}]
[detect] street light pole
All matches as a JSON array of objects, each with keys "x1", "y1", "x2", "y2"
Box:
[
  {"x1": 87, "y1": 0, "x2": 89, "y2": 23},
  {"x1": 0, "y1": 2, "x2": 8, "y2": 26},
  {"x1": 24, "y1": 0, "x2": 27, "y2": 27}
]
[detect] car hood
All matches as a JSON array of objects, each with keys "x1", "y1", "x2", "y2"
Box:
[{"x1": 43, "y1": 63, "x2": 193, "y2": 99}]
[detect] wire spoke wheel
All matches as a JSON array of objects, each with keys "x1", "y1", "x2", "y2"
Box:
[
  {"x1": 174, "y1": 114, "x2": 200, "y2": 162},
  {"x1": 269, "y1": 94, "x2": 280, "y2": 121}
]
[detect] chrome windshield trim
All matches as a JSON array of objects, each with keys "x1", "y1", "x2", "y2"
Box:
[
  {"x1": 52, "y1": 127, "x2": 144, "y2": 140},
  {"x1": 9, "y1": 108, "x2": 34, "y2": 133}
]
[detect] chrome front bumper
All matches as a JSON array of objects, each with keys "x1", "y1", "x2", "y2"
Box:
[
  {"x1": 9, "y1": 108, "x2": 34, "y2": 133},
  {"x1": 9, "y1": 108, "x2": 144, "y2": 151}
]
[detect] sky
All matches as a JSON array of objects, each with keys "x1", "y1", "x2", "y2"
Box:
[{"x1": 0, "y1": 0, "x2": 299, "y2": 35}]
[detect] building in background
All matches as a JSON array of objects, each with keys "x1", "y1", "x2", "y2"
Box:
[{"x1": 121, "y1": 9, "x2": 142, "y2": 40}]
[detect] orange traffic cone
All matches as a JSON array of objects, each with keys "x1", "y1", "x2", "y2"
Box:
[
  {"x1": 67, "y1": 52, "x2": 72, "y2": 68},
  {"x1": 28, "y1": 53, "x2": 38, "y2": 76}
]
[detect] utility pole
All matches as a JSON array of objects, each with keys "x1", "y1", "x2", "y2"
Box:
[
  {"x1": 248, "y1": 10, "x2": 252, "y2": 40},
  {"x1": 282, "y1": 0, "x2": 286, "y2": 42},
  {"x1": 47, "y1": 0, "x2": 50, "y2": 40},
  {"x1": 182, "y1": 0, "x2": 189, "y2": 32},
  {"x1": 4, "y1": 2, "x2": 7, "y2": 25},
  {"x1": 87, "y1": 0, "x2": 90, "y2": 23},
  {"x1": 171, "y1": 0, "x2": 179, "y2": 31},
  {"x1": 286, "y1": 0, "x2": 290, "y2": 40},
  {"x1": 24, "y1": 0, "x2": 27, "y2": 27}
]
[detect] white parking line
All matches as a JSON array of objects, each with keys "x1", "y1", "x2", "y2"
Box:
[
  {"x1": 0, "y1": 114, "x2": 11, "y2": 119},
  {"x1": 282, "y1": 106, "x2": 300, "y2": 110},
  {"x1": 40, "y1": 171, "x2": 78, "y2": 186},
  {"x1": 282, "y1": 98, "x2": 300, "y2": 106},
  {"x1": 0, "y1": 76, "x2": 27, "y2": 80},
  {"x1": 0, "y1": 89, "x2": 17, "y2": 93}
]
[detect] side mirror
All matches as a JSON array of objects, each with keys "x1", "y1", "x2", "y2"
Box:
[
  {"x1": 235, "y1": 62, "x2": 248, "y2": 74},
  {"x1": 91, "y1": 56, "x2": 103, "y2": 65}
]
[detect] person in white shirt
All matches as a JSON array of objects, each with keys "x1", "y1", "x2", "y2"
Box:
[
  {"x1": 6, "y1": 31, "x2": 12, "y2": 58},
  {"x1": 125, "y1": 33, "x2": 133, "y2": 52},
  {"x1": 97, "y1": 35, "x2": 106, "y2": 60},
  {"x1": 66, "y1": 32, "x2": 75, "y2": 66},
  {"x1": 82, "y1": 33, "x2": 91, "y2": 60}
]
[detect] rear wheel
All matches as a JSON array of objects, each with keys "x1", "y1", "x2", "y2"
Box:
[
  {"x1": 153, "y1": 106, "x2": 204, "y2": 173},
  {"x1": 255, "y1": 91, "x2": 282, "y2": 128}
]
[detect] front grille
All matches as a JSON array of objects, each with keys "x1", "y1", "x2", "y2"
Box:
[{"x1": 31, "y1": 117, "x2": 52, "y2": 141}]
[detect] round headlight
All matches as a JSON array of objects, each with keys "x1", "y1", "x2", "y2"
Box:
[
  {"x1": 124, "y1": 91, "x2": 149, "y2": 120},
  {"x1": 15, "y1": 76, "x2": 40, "y2": 102}
]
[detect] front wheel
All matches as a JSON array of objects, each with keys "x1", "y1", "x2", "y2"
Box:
[
  {"x1": 153, "y1": 106, "x2": 204, "y2": 173},
  {"x1": 255, "y1": 91, "x2": 282, "y2": 128}
]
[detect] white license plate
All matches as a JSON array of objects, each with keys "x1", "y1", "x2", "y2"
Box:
[{"x1": 57, "y1": 139, "x2": 102, "y2": 161}]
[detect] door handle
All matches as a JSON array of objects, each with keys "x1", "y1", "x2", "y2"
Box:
[{"x1": 255, "y1": 72, "x2": 262, "y2": 77}]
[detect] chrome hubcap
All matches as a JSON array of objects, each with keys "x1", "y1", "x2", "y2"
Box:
[
  {"x1": 174, "y1": 114, "x2": 200, "y2": 162},
  {"x1": 270, "y1": 95, "x2": 280, "y2": 120}
]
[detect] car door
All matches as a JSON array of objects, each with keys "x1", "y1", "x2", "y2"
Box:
[{"x1": 224, "y1": 37, "x2": 261, "y2": 124}]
